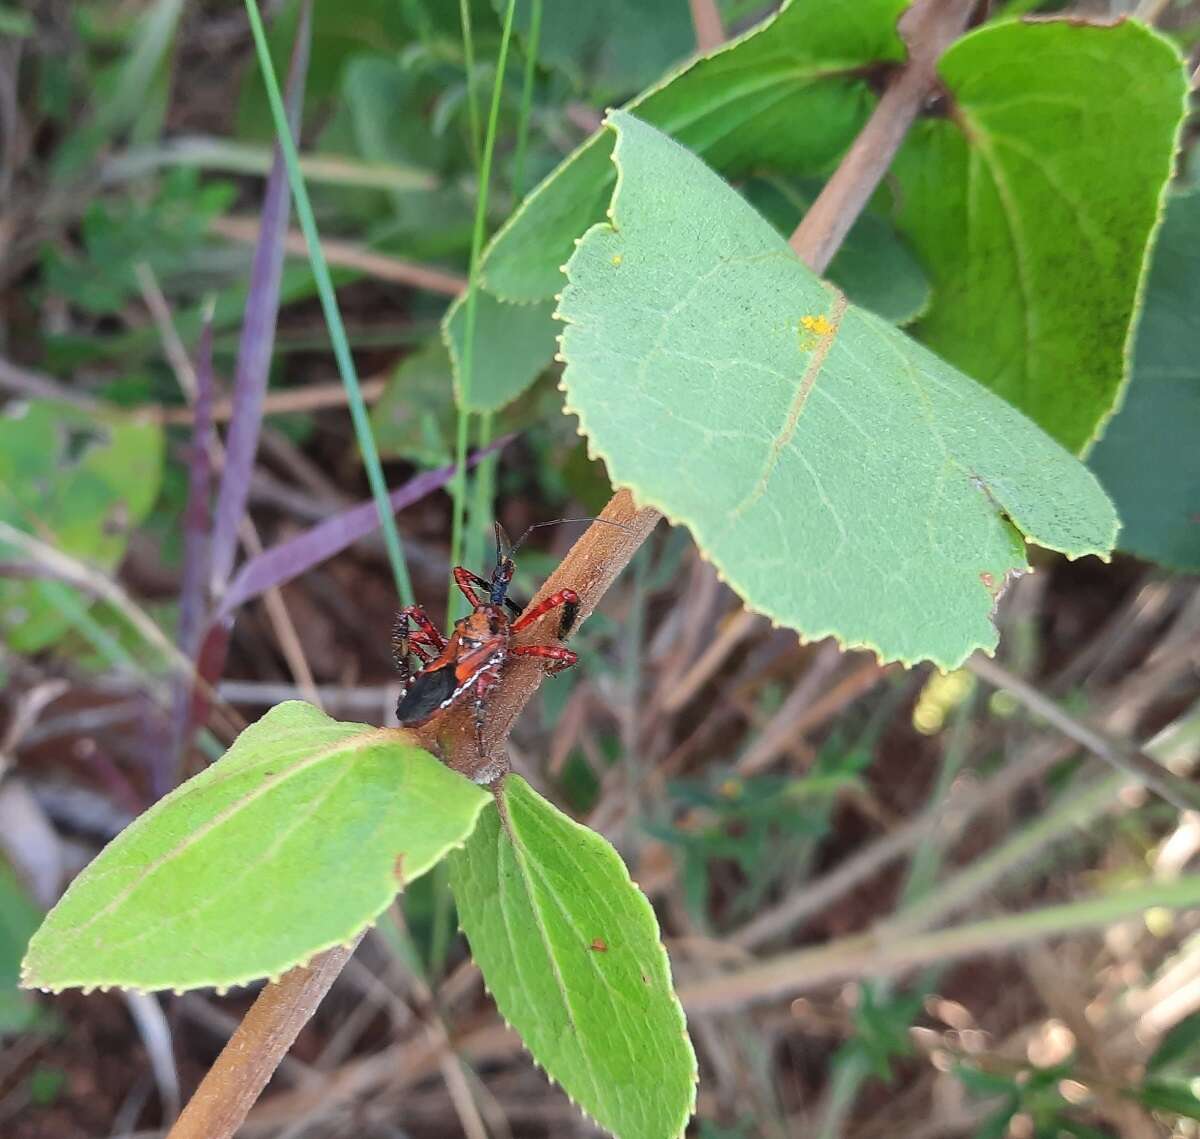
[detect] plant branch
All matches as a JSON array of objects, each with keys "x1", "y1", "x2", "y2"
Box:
[
  {"x1": 687, "y1": 0, "x2": 724, "y2": 53},
  {"x1": 967, "y1": 651, "x2": 1200, "y2": 812},
  {"x1": 165, "y1": 938, "x2": 361, "y2": 1139},
  {"x1": 789, "y1": 0, "x2": 976, "y2": 273},
  {"x1": 679, "y1": 875, "x2": 1200, "y2": 1013}
]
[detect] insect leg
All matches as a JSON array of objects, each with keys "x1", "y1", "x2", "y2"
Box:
[
  {"x1": 510, "y1": 588, "x2": 581, "y2": 636},
  {"x1": 393, "y1": 605, "x2": 446, "y2": 688},
  {"x1": 510, "y1": 643, "x2": 578, "y2": 674}
]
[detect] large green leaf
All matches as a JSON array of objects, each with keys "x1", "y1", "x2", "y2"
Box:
[
  {"x1": 450, "y1": 775, "x2": 696, "y2": 1139},
  {"x1": 485, "y1": 0, "x2": 909, "y2": 303},
  {"x1": 22, "y1": 702, "x2": 490, "y2": 993},
  {"x1": 0, "y1": 400, "x2": 163, "y2": 652},
  {"x1": 557, "y1": 112, "x2": 1117, "y2": 667},
  {"x1": 441, "y1": 0, "x2": 910, "y2": 412},
  {"x1": 889, "y1": 18, "x2": 1186, "y2": 452},
  {"x1": 1089, "y1": 190, "x2": 1200, "y2": 571}
]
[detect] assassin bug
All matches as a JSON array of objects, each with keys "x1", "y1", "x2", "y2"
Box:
[{"x1": 393, "y1": 520, "x2": 605, "y2": 757}]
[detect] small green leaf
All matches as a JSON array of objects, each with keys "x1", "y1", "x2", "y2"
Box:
[
  {"x1": 21, "y1": 702, "x2": 490, "y2": 993},
  {"x1": 558, "y1": 112, "x2": 1117, "y2": 668},
  {"x1": 0, "y1": 400, "x2": 163, "y2": 652},
  {"x1": 370, "y1": 338, "x2": 457, "y2": 466},
  {"x1": 1089, "y1": 190, "x2": 1200, "y2": 571},
  {"x1": 890, "y1": 18, "x2": 1187, "y2": 452},
  {"x1": 450, "y1": 775, "x2": 696, "y2": 1139},
  {"x1": 444, "y1": 292, "x2": 559, "y2": 413}
]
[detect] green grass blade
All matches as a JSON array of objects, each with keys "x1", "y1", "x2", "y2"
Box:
[
  {"x1": 446, "y1": 0, "x2": 518, "y2": 625},
  {"x1": 242, "y1": 0, "x2": 414, "y2": 607},
  {"x1": 512, "y1": 0, "x2": 543, "y2": 198}
]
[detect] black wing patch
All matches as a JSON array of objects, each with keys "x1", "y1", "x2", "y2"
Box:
[{"x1": 395, "y1": 664, "x2": 459, "y2": 725}]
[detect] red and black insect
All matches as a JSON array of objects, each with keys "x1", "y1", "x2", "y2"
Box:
[{"x1": 393, "y1": 522, "x2": 583, "y2": 755}]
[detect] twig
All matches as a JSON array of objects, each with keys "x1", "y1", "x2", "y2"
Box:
[
  {"x1": 211, "y1": 216, "x2": 467, "y2": 297},
  {"x1": 135, "y1": 262, "x2": 323, "y2": 711},
  {"x1": 153, "y1": 376, "x2": 389, "y2": 424},
  {"x1": 165, "y1": 939, "x2": 361, "y2": 1139},
  {"x1": 789, "y1": 0, "x2": 976, "y2": 273},
  {"x1": 679, "y1": 875, "x2": 1200, "y2": 1013},
  {"x1": 687, "y1": 0, "x2": 725, "y2": 53},
  {"x1": 0, "y1": 521, "x2": 243, "y2": 737},
  {"x1": 967, "y1": 652, "x2": 1200, "y2": 812},
  {"x1": 0, "y1": 356, "x2": 104, "y2": 413}
]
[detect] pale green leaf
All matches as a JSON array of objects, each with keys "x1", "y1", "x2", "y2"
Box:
[
  {"x1": 22, "y1": 702, "x2": 490, "y2": 993},
  {"x1": 889, "y1": 18, "x2": 1186, "y2": 452},
  {"x1": 444, "y1": 292, "x2": 559, "y2": 413},
  {"x1": 558, "y1": 112, "x2": 1117, "y2": 668},
  {"x1": 450, "y1": 775, "x2": 696, "y2": 1139},
  {"x1": 1089, "y1": 190, "x2": 1200, "y2": 571},
  {"x1": 0, "y1": 400, "x2": 163, "y2": 652}
]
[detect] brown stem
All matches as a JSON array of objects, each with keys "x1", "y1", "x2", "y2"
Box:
[
  {"x1": 169, "y1": 2, "x2": 982, "y2": 1127},
  {"x1": 166, "y1": 938, "x2": 361, "y2": 1139},
  {"x1": 419, "y1": 489, "x2": 663, "y2": 782},
  {"x1": 789, "y1": 0, "x2": 976, "y2": 273},
  {"x1": 687, "y1": 0, "x2": 725, "y2": 53}
]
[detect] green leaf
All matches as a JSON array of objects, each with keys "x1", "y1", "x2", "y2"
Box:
[
  {"x1": 370, "y1": 338, "x2": 457, "y2": 466},
  {"x1": 1131, "y1": 1079, "x2": 1200, "y2": 1121},
  {"x1": 1088, "y1": 189, "x2": 1200, "y2": 570},
  {"x1": 557, "y1": 112, "x2": 1117, "y2": 668},
  {"x1": 0, "y1": 860, "x2": 41, "y2": 1032},
  {"x1": 449, "y1": 774, "x2": 696, "y2": 1139},
  {"x1": 485, "y1": 0, "x2": 909, "y2": 303},
  {"x1": 444, "y1": 292, "x2": 559, "y2": 413},
  {"x1": 21, "y1": 702, "x2": 490, "y2": 993},
  {"x1": 889, "y1": 18, "x2": 1186, "y2": 452},
  {"x1": 0, "y1": 400, "x2": 163, "y2": 652},
  {"x1": 498, "y1": 0, "x2": 694, "y2": 99},
  {"x1": 1146, "y1": 1011, "x2": 1200, "y2": 1076}
]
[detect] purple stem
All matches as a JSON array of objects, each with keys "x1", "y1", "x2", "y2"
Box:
[
  {"x1": 208, "y1": 0, "x2": 312, "y2": 598},
  {"x1": 218, "y1": 437, "x2": 512, "y2": 621}
]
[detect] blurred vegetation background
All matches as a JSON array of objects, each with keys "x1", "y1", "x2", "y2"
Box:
[{"x1": 1, "y1": 1, "x2": 1200, "y2": 1136}]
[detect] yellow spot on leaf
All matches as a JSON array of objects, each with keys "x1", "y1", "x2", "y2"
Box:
[
  {"x1": 611, "y1": 254, "x2": 623, "y2": 267},
  {"x1": 800, "y1": 314, "x2": 833, "y2": 336}
]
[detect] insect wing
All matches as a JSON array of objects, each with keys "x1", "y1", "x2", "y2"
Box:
[{"x1": 395, "y1": 663, "x2": 459, "y2": 725}]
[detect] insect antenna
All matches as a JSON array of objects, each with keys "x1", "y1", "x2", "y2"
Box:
[{"x1": 507, "y1": 516, "x2": 632, "y2": 558}]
